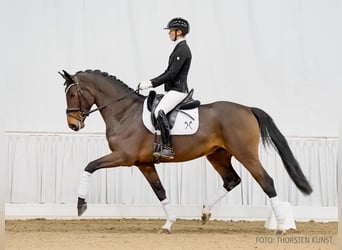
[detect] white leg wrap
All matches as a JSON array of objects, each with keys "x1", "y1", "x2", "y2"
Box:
[
  {"x1": 78, "y1": 171, "x2": 92, "y2": 199},
  {"x1": 202, "y1": 186, "x2": 228, "y2": 214},
  {"x1": 161, "y1": 199, "x2": 176, "y2": 230},
  {"x1": 162, "y1": 220, "x2": 174, "y2": 231},
  {"x1": 270, "y1": 196, "x2": 286, "y2": 229},
  {"x1": 161, "y1": 199, "x2": 176, "y2": 222}
]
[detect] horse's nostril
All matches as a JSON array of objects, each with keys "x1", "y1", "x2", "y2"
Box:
[{"x1": 69, "y1": 124, "x2": 78, "y2": 131}]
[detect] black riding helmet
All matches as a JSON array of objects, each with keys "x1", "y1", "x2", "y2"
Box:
[{"x1": 164, "y1": 17, "x2": 190, "y2": 35}]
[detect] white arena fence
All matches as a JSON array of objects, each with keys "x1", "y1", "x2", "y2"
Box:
[{"x1": 5, "y1": 132, "x2": 337, "y2": 221}]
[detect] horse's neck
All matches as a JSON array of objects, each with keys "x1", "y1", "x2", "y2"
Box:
[
  {"x1": 101, "y1": 97, "x2": 142, "y2": 133},
  {"x1": 89, "y1": 78, "x2": 129, "y2": 107},
  {"x1": 91, "y1": 81, "x2": 142, "y2": 126}
]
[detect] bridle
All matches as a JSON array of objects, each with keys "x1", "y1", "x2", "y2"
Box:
[
  {"x1": 65, "y1": 82, "x2": 90, "y2": 125},
  {"x1": 65, "y1": 78, "x2": 139, "y2": 124}
]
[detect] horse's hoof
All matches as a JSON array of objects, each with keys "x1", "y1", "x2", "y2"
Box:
[
  {"x1": 201, "y1": 212, "x2": 211, "y2": 225},
  {"x1": 158, "y1": 228, "x2": 171, "y2": 234},
  {"x1": 275, "y1": 229, "x2": 286, "y2": 235},
  {"x1": 77, "y1": 197, "x2": 87, "y2": 216}
]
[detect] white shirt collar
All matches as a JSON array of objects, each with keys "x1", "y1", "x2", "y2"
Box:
[{"x1": 174, "y1": 37, "x2": 185, "y2": 47}]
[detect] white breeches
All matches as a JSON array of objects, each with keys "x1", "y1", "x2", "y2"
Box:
[{"x1": 154, "y1": 90, "x2": 188, "y2": 118}]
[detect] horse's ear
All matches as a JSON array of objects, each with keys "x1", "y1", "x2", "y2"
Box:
[
  {"x1": 58, "y1": 71, "x2": 66, "y2": 79},
  {"x1": 62, "y1": 70, "x2": 73, "y2": 82}
]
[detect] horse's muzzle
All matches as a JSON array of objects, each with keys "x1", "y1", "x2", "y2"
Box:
[
  {"x1": 69, "y1": 123, "x2": 80, "y2": 131},
  {"x1": 67, "y1": 114, "x2": 85, "y2": 131}
]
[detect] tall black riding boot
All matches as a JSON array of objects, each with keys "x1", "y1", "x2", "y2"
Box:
[{"x1": 156, "y1": 110, "x2": 175, "y2": 159}]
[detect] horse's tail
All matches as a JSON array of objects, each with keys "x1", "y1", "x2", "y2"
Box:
[{"x1": 251, "y1": 107, "x2": 313, "y2": 195}]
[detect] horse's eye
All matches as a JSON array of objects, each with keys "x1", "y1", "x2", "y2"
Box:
[{"x1": 70, "y1": 93, "x2": 75, "y2": 98}]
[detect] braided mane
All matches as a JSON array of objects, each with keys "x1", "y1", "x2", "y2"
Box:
[{"x1": 76, "y1": 69, "x2": 143, "y2": 97}]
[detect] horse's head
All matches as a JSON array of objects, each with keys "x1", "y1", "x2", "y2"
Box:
[{"x1": 59, "y1": 70, "x2": 94, "y2": 131}]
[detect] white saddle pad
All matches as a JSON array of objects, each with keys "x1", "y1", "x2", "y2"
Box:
[{"x1": 142, "y1": 98, "x2": 199, "y2": 135}]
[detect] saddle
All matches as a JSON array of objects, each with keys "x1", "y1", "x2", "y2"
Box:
[{"x1": 146, "y1": 89, "x2": 201, "y2": 129}]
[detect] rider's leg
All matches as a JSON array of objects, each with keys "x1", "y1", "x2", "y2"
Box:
[
  {"x1": 154, "y1": 90, "x2": 187, "y2": 159},
  {"x1": 153, "y1": 90, "x2": 188, "y2": 117},
  {"x1": 156, "y1": 110, "x2": 174, "y2": 158}
]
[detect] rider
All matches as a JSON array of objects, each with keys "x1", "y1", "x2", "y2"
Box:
[{"x1": 138, "y1": 17, "x2": 192, "y2": 159}]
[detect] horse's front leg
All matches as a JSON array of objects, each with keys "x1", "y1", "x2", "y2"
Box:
[
  {"x1": 137, "y1": 164, "x2": 176, "y2": 234},
  {"x1": 77, "y1": 151, "x2": 126, "y2": 216}
]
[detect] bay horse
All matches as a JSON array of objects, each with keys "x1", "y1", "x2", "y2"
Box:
[{"x1": 60, "y1": 69, "x2": 312, "y2": 234}]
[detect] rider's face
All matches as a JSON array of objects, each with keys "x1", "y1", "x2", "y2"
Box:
[
  {"x1": 168, "y1": 29, "x2": 176, "y2": 41},
  {"x1": 168, "y1": 29, "x2": 182, "y2": 41}
]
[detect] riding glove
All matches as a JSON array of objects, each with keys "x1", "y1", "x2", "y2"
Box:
[{"x1": 139, "y1": 80, "x2": 153, "y2": 90}]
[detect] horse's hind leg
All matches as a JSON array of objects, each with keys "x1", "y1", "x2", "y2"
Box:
[
  {"x1": 137, "y1": 164, "x2": 175, "y2": 234},
  {"x1": 237, "y1": 155, "x2": 286, "y2": 233},
  {"x1": 202, "y1": 148, "x2": 241, "y2": 224}
]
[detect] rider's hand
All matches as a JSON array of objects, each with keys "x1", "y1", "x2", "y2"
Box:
[{"x1": 138, "y1": 80, "x2": 152, "y2": 90}]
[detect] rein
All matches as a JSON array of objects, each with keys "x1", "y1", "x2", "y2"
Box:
[{"x1": 84, "y1": 88, "x2": 140, "y2": 116}]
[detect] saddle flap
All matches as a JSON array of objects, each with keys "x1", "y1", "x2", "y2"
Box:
[
  {"x1": 142, "y1": 98, "x2": 199, "y2": 136},
  {"x1": 147, "y1": 91, "x2": 164, "y2": 127},
  {"x1": 146, "y1": 89, "x2": 201, "y2": 129},
  {"x1": 147, "y1": 90, "x2": 157, "y2": 112}
]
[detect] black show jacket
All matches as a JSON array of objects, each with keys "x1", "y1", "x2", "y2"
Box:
[{"x1": 151, "y1": 40, "x2": 192, "y2": 93}]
